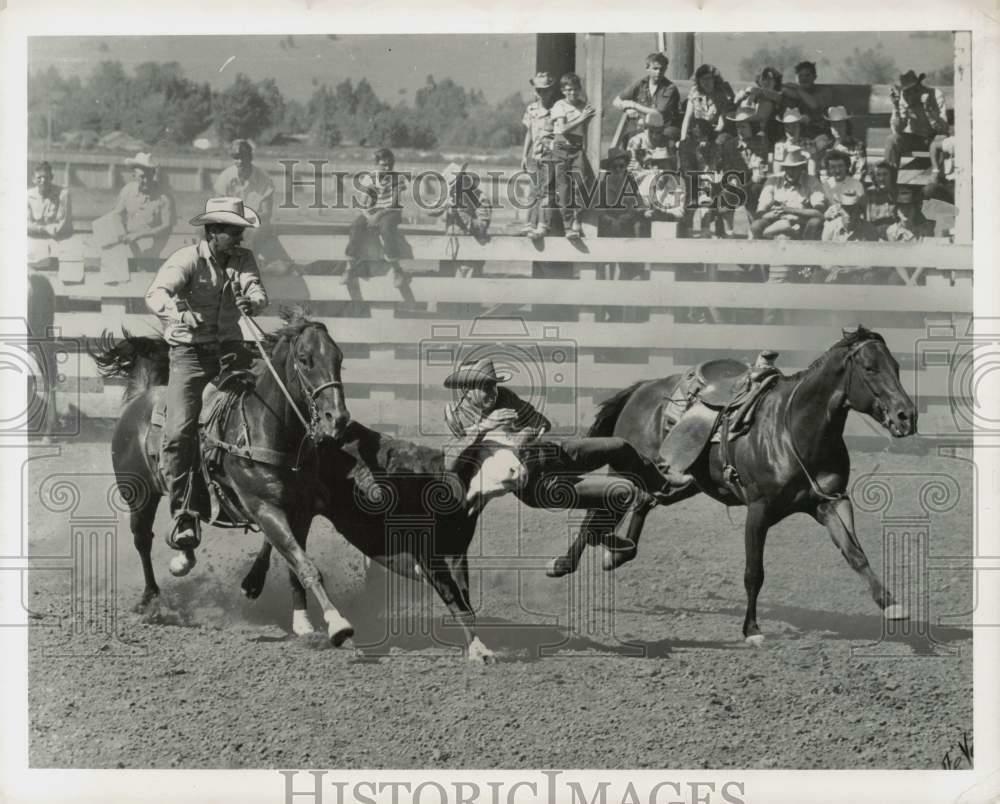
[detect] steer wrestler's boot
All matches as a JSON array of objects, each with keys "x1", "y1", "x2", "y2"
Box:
[{"x1": 652, "y1": 463, "x2": 695, "y2": 503}]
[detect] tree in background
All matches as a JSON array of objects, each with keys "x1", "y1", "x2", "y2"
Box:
[
  {"x1": 837, "y1": 45, "x2": 898, "y2": 84},
  {"x1": 738, "y1": 45, "x2": 812, "y2": 81},
  {"x1": 128, "y1": 62, "x2": 212, "y2": 145},
  {"x1": 926, "y1": 64, "x2": 955, "y2": 86},
  {"x1": 213, "y1": 73, "x2": 285, "y2": 142}
]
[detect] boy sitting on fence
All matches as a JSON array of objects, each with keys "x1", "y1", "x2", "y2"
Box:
[{"x1": 344, "y1": 147, "x2": 409, "y2": 288}]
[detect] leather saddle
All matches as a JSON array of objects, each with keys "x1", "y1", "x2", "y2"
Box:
[
  {"x1": 148, "y1": 369, "x2": 264, "y2": 529},
  {"x1": 658, "y1": 353, "x2": 781, "y2": 478}
]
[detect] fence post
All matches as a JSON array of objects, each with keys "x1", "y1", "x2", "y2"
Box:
[{"x1": 953, "y1": 31, "x2": 972, "y2": 244}]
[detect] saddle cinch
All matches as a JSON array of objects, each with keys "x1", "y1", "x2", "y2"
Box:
[
  {"x1": 657, "y1": 351, "x2": 782, "y2": 481},
  {"x1": 148, "y1": 369, "x2": 278, "y2": 529}
]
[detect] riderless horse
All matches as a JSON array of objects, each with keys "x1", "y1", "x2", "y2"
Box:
[
  {"x1": 547, "y1": 326, "x2": 917, "y2": 645},
  {"x1": 92, "y1": 311, "x2": 359, "y2": 646}
]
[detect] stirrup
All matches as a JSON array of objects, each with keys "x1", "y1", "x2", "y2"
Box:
[{"x1": 166, "y1": 510, "x2": 201, "y2": 551}]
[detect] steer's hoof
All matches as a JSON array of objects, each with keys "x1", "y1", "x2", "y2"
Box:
[
  {"x1": 883, "y1": 603, "x2": 908, "y2": 621},
  {"x1": 745, "y1": 634, "x2": 765, "y2": 648}
]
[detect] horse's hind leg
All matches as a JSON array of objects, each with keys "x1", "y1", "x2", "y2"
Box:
[
  {"x1": 241, "y1": 540, "x2": 272, "y2": 600},
  {"x1": 130, "y1": 495, "x2": 162, "y2": 610},
  {"x1": 814, "y1": 497, "x2": 904, "y2": 620}
]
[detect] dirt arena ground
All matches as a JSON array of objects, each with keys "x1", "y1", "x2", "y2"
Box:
[{"x1": 27, "y1": 441, "x2": 973, "y2": 770}]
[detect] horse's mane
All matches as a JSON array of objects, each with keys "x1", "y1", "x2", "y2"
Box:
[
  {"x1": 89, "y1": 307, "x2": 326, "y2": 403},
  {"x1": 787, "y1": 325, "x2": 886, "y2": 381}
]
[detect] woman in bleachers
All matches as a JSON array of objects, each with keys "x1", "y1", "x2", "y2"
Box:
[
  {"x1": 732, "y1": 66, "x2": 786, "y2": 147},
  {"x1": 865, "y1": 161, "x2": 898, "y2": 239},
  {"x1": 679, "y1": 64, "x2": 734, "y2": 169}
]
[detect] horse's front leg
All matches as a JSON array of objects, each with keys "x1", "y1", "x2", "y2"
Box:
[
  {"x1": 421, "y1": 554, "x2": 495, "y2": 664},
  {"x1": 253, "y1": 500, "x2": 354, "y2": 646},
  {"x1": 814, "y1": 496, "x2": 905, "y2": 620},
  {"x1": 743, "y1": 501, "x2": 771, "y2": 646}
]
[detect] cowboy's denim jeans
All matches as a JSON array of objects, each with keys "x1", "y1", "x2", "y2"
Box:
[{"x1": 161, "y1": 341, "x2": 241, "y2": 515}]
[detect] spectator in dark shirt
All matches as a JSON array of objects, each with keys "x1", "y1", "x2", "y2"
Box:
[
  {"x1": 613, "y1": 52, "x2": 682, "y2": 147},
  {"x1": 885, "y1": 70, "x2": 949, "y2": 169},
  {"x1": 884, "y1": 185, "x2": 936, "y2": 241},
  {"x1": 785, "y1": 61, "x2": 837, "y2": 140}
]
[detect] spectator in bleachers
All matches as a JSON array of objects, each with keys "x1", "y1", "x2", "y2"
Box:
[
  {"x1": 822, "y1": 150, "x2": 866, "y2": 212},
  {"x1": 924, "y1": 110, "x2": 956, "y2": 205},
  {"x1": 547, "y1": 72, "x2": 596, "y2": 241},
  {"x1": 430, "y1": 161, "x2": 491, "y2": 279},
  {"x1": 784, "y1": 61, "x2": 837, "y2": 140},
  {"x1": 772, "y1": 108, "x2": 816, "y2": 175},
  {"x1": 751, "y1": 146, "x2": 826, "y2": 241},
  {"x1": 27, "y1": 161, "x2": 72, "y2": 243},
  {"x1": 214, "y1": 139, "x2": 288, "y2": 273},
  {"x1": 721, "y1": 106, "x2": 769, "y2": 218},
  {"x1": 822, "y1": 189, "x2": 877, "y2": 242},
  {"x1": 613, "y1": 52, "x2": 681, "y2": 149},
  {"x1": 520, "y1": 71, "x2": 559, "y2": 238},
  {"x1": 344, "y1": 147, "x2": 409, "y2": 288},
  {"x1": 690, "y1": 135, "x2": 732, "y2": 238},
  {"x1": 823, "y1": 106, "x2": 868, "y2": 181},
  {"x1": 884, "y1": 185, "x2": 936, "y2": 242},
  {"x1": 596, "y1": 147, "x2": 646, "y2": 292},
  {"x1": 885, "y1": 70, "x2": 949, "y2": 170},
  {"x1": 111, "y1": 152, "x2": 175, "y2": 261},
  {"x1": 732, "y1": 66, "x2": 786, "y2": 146},
  {"x1": 625, "y1": 111, "x2": 675, "y2": 172},
  {"x1": 865, "y1": 160, "x2": 898, "y2": 238},
  {"x1": 679, "y1": 64, "x2": 734, "y2": 166}
]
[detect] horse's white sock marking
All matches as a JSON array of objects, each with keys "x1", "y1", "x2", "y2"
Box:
[{"x1": 292, "y1": 609, "x2": 315, "y2": 636}]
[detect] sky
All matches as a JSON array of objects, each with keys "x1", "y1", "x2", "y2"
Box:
[{"x1": 28, "y1": 32, "x2": 955, "y2": 104}]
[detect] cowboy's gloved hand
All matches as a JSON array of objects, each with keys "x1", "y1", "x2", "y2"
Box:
[
  {"x1": 179, "y1": 311, "x2": 203, "y2": 328},
  {"x1": 233, "y1": 294, "x2": 253, "y2": 315},
  {"x1": 480, "y1": 408, "x2": 518, "y2": 433}
]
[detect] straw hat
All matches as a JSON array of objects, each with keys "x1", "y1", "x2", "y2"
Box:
[
  {"x1": 824, "y1": 105, "x2": 851, "y2": 122},
  {"x1": 124, "y1": 152, "x2": 158, "y2": 171},
  {"x1": 727, "y1": 105, "x2": 756, "y2": 123},
  {"x1": 777, "y1": 146, "x2": 810, "y2": 168},
  {"x1": 189, "y1": 197, "x2": 260, "y2": 228},
  {"x1": 443, "y1": 358, "x2": 513, "y2": 389}
]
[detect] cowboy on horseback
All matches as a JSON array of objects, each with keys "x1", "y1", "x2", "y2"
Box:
[
  {"x1": 442, "y1": 358, "x2": 693, "y2": 508},
  {"x1": 144, "y1": 197, "x2": 268, "y2": 550}
]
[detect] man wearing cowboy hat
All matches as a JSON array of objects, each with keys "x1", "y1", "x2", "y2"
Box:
[
  {"x1": 441, "y1": 358, "x2": 692, "y2": 506},
  {"x1": 884, "y1": 185, "x2": 936, "y2": 243},
  {"x1": 772, "y1": 107, "x2": 816, "y2": 175},
  {"x1": 752, "y1": 146, "x2": 827, "y2": 241},
  {"x1": 822, "y1": 189, "x2": 877, "y2": 249},
  {"x1": 111, "y1": 152, "x2": 175, "y2": 261},
  {"x1": 145, "y1": 197, "x2": 268, "y2": 550},
  {"x1": 721, "y1": 106, "x2": 768, "y2": 213},
  {"x1": 886, "y1": 70, "x2": 948, "y2": 169},
  {"x1": 520, "y1": 72, "x2": 560, "y2": 237}
]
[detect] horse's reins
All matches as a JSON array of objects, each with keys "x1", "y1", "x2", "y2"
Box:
[{"x1": 783, "y1": 338, "x2": 880, "y2": 503}]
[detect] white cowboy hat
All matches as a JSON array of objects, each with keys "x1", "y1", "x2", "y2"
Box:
[
  {"x1": 779, "y1": 108, "x2": 804, "y2": 125},
  {"x1": 726, "y1": 105, "x2": 756, "y2": 123},
  {"x1": 189, "y1": 197, "x2": 260, "y2": 228},
  {"x1": 824, "y1": 105, "x2": 851, "y2": 122},
  {"x1": 124, "y1": 152, "x2": 158, "y2": 171},
  {"x1": 839, "y1": 189, "x2": 863, "y2": 207},
  {"x1": 777, "y1": 147, "x2": 810, "y2": 168}
]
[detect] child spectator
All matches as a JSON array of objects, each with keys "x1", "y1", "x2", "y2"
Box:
[
  {"x1": 721, "y1": 106, "x2": 769, "y2": 217},
  {"x1": 680, "y1": 64, "x2": 734, "y2": 165},
  {"x1": 866, "y1": 161, "x2": 898, "y2": 238},
  {"x1": 521, "y1": 72, "x2": 559, "y2": 238},
  {"x1": 27, "y1": 161, "x2": 72, "y2": 244},
  {"x1": 785, "y1": 61, "x2": 837, "y2": 140},
  {"x1": 884, "y1": 185, "x2": 936, "y2": 241},
  {"x1": 344, "y1": 147, "x2": 409, "y2": 288},
  {"x1": 924, "y1": 110, "x2": 956, "y2": 205},
  {"x1": 885, "y1": 70, "x2": 949, "y2": 170},
  {"x1": 613, "y1": 52, "x2": 682, "y2": 149},
  {"x1": 752, "y1": 146, "x2": 827, "y2": 241},
  {"x1": 732, "y1": 66, "x2": 785, "y2": 145},
  {"x1": 430, "y1": 161, "x2": 492, "y2": 278},
  {"x1": 546, "y1": 72, "x2": 596, "y2": 241},
  {"x1": 824, "y1": 106, "x2": 867, "y2": 182},
  {"x1": 625, "y1": 111, "x2": 676, "y2": 172},
  {"x1": 772, "y1": 108, "x2": 817, "y2": 175}
]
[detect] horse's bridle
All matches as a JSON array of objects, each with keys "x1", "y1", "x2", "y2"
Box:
[{"x1": 292, "y1": 356, "x2": 345, "y2": 441}]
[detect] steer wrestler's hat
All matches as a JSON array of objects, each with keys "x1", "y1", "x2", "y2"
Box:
[
  {"x1": 444, "y1": 358, "x2": 513, "y2": 389},
  {"x1": 189, "y1": 197, "x2": 260, "y2": 228}
]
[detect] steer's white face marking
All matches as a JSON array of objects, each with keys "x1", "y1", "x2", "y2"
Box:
[{"x1": 466, "y1": 448, "x2": 527, "y2": 506}]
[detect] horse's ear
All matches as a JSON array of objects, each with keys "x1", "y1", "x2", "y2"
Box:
[{"x1": 842, "y1": 324, "x2": 860, "y2": 338}]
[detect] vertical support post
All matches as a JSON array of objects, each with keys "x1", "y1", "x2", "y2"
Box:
[
  {"x1": 585, "y1": 33, "x2": 606, "y2": 182},
  {"x1": 665, "y1": 33, "x2": 695, "y2": 81},
  {"x1": 953, "y1": 31, "x2": 972, "y2": 243},
  {"x1": 535, "y1": 33, "x2": 576, "y2": 83}
]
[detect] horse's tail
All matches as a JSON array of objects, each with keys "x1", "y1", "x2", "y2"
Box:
[
  {"x1": 89, "y1": 329, "x2": 170, "y2": 402},
  {"x1": 588, "y1": 381, "x2": 645, "y2": 437}
]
